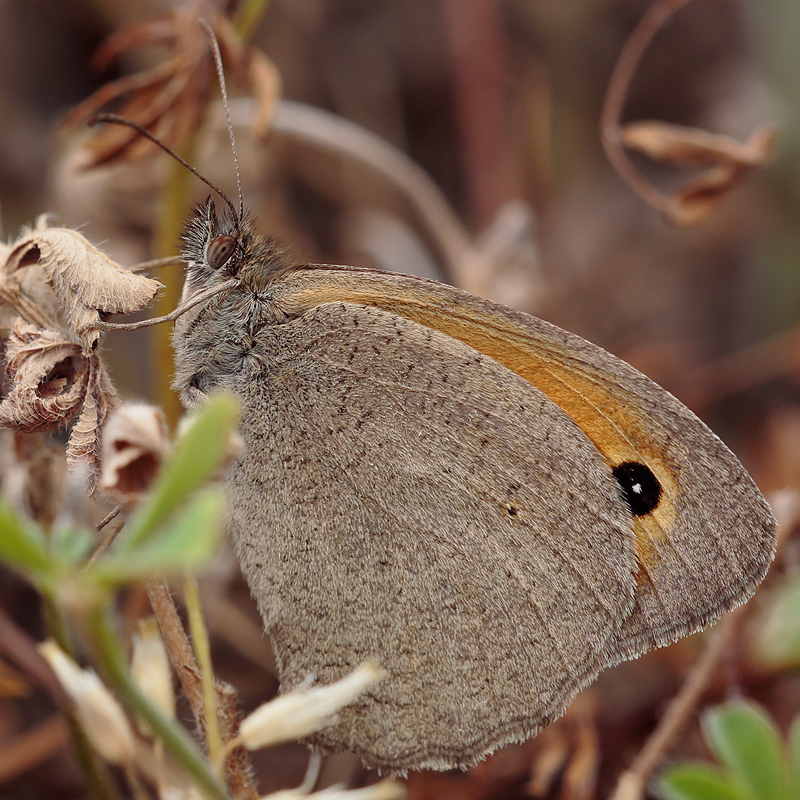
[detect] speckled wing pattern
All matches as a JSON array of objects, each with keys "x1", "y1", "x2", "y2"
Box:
[
  {"x1": 228, "y1": 302, "x2": 637, "y2": 772},
  {"x1": 173, "y1": 257, "x2": 776, "y2": 775}
]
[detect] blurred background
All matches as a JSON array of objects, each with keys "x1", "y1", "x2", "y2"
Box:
[{"x1": 1, "y1": 0, "x2": 800, "y2": 798}]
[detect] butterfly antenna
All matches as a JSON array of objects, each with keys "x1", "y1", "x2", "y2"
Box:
[
  {"x1": 89, "y1": 113, "x2": 241, "y2": 227},
  {"x1": 199, "y1": 18, "x2": 244, "y2": 223}
]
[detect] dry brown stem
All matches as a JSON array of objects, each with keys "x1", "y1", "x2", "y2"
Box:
[
  {"x1": 608, "y1": 612, "x2": 739, "y2": 800},
  {"x1": 600, "y1": 0, "x2": 773, "y2": 225}
]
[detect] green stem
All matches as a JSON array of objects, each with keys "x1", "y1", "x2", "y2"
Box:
[
  {"x1": 183, "y1": 573, "x2": 222, "y2": 767},
  {"x1": 88, "y1": 605, "x2": 230, "y2": 800},
  {"x1": 233, "y1": 0, "x2": 272, "y2": 41},
  {"x1": 42, "y1": 594, "x2": 75, "y2": 659},
  {"x1": 42, "y1": 594, "x2": 121, "y2": 800},
  {"x1": 153, "y1": 151, "x2": 195, "y2": 427}
]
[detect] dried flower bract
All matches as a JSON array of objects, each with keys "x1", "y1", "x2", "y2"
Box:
[
  {"x1": 39, "y1": 640, "x2": 135, "y2": 765},
  {"x1": 100, "y1": 404, "x2": 170, "y2": 507}
]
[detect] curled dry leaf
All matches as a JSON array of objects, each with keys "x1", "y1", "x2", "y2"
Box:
[
  {"x1": 63, "y1": 0, "x2": 281, "y2": 166},
  {"x1": 0, "y1": 320, "x2": 87, "y2": 432},
  {"x1": 4, "y1": 216, "x2": 162, "y2": 354},
  {"x1": 99, "y1": 403, "x2": 170, "y2": 507},
  {"x1": 620, "y1": 121, "x2": 777, "y2": 226},
  {"x1": 66, "y1": 355, "x2": 120, "y2": 493},
  {"x1": 0, "y1": 319, "x2": 120, "y2": 493}
]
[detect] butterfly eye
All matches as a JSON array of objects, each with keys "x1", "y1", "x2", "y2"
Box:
[{"x1": 206, "y1": 234, "x2": 237, "y2": 270}]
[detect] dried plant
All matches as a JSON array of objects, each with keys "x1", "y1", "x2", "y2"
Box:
[
  {"x1": 62, "y1": 0, "x2": 280, "y2": 167},
  {"x1": 0, "y1": 218, "x2": 161, "y2": 491}
]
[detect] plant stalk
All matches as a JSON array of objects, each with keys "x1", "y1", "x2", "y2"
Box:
[{"x1": 88, "y1": 604, "x2": 230, "y2": 800}]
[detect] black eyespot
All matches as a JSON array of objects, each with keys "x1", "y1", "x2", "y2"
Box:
[
  {"x1": 612, "y1": 461, "x2": 662, "y2": 517},
  {"x1": 206, "y1": 234, "x2": 237, "y2": 270}
]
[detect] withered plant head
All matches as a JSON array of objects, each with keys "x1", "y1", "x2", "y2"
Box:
[{"x1": 63, "y1": 0, "x2": 280, "y2": 168}]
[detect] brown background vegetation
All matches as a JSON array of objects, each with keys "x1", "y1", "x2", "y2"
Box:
[{"x1": 1, "y1": 1, "x2": 799, "y2": 798}]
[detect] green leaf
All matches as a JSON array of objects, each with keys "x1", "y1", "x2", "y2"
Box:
[
  {"x1": 0, "y1": 499, "x2": 52, "y2": 579},
  {"x1": 657, "y1": 762, "x2": 749, "y2": 800},
  {"x1": 91, "y1": 489, "x2": 225, "y2": 583},
  {"x1": 50, "y1": 525, "x2": 94, "y2": 564},
  {"x1": 750, "y1": 577, "x2": 800, "y2": 670},
  {"x1": 120, "y1": 393, "x2": 239, "y2": 554},
  {"x1": 788, "y1": 714, "x2": 800, "y2": 800},
  {"x1": 702, "y1": 701, "x2": 786, "y2": 800}
]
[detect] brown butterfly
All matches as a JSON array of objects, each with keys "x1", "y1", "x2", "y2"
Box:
[
  {"x1": 90, "y1": 25, "x2": 776, "y2": 773},
  {"x1": 166, "y1": 192, "x2": 775, "y2": 773}
]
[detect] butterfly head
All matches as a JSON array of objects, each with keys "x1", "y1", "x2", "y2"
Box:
[
  {"x1": 181, "y1": 196, "x2": 246, "y2": 281},
  {"x1": 180, "y1": 196, "x2": 294, "y2": 294}
]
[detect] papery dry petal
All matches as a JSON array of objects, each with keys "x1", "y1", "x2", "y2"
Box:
[
  {"x1": 0, "y1": 320, "x2": 87, "y2": 432},
  {"x1": 239, "y1": 661, "x2": 385, "y2": 750},
  {"x1": 66, "y1": 355, "x2": 121, "y2": 493},
  {"x1": 5, "y1": 217, "x2": 162, "y2": 353},
  {"x1": 621, "y1": 121, "x2": 777, "y2": 168},
  {"x1": 39, "y1": 641, "x2": 135, "y2": 765},
  {"x1": 99, "y1": 403, "x2": 170, "y2": 506},
  {"x1": 131, "y1": 618, "x2": 175, "y2": 727}
]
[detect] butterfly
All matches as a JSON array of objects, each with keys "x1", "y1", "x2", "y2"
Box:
[{"x1": 168, "y1": 193, "x2": 775, "y2": 774}]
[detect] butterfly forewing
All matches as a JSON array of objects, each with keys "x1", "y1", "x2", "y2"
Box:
[
  {"x1": 172, "y1": 244, "x2": 776, "y2": 774},
  {"x1": 226, "y1": 302, "x2": 637, "y2": 772}
]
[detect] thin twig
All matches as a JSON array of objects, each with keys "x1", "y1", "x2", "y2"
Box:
[
  {"x1": 608, "y1": 612, "x2": 738, "y2": 800},
  {"x1": 0, "y1": 607, "x2": 67, "y2": 704},
  {"x1": 96, "y1": 505, "x2": 123, "y2": 531},
  {"x1": 675, "y1": 323, "x2": 800, "y2": 409},
  {"x1": 600, "y1": 0, "x2": 696, "y2": 216},
  {"x1": 263, "y1": 100, "x2": 482, "y2": 290},
  {"x1": 0, "y1": 716, "x2": 70, "y2": 784},
  {"x1": 86, "y1": 517, "x2": 126, "y2": 569},
  {"x1": 440, "y1": 0, "x2": 518, "y2": 227},
  {"x1": 300, "y1": 753, "x2": 323, "y2": 793},
  {"x1": 146, "y1": 578, "x2": 259, "y2": 799},
  {"x1": 145, "y1": 578, "x2": 205, "y2": 722}
]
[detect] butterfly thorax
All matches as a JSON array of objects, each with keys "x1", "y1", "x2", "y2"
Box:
[{"x1": 173, "y1": 197, "x2": 304, "y2": 406}]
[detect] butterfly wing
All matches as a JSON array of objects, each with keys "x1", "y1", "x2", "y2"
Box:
[
  {"x1": 174, "y1": 263, "x2": 775, "y2": 773},
  {"x1": 227, "y1": 300, "x2": 638, "y2": 772},
  {"x1": 270, "y1": 267, "x2": 776, "y2": 668}
]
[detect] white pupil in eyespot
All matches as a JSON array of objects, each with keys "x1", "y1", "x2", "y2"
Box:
[{"x1": 207, "y1": 235, "x2": 236, "y2": 269}]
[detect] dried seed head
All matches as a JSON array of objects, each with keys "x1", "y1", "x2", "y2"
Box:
[{"x1": 99, "y1": 404, "x2": 170, "y2": 507}]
